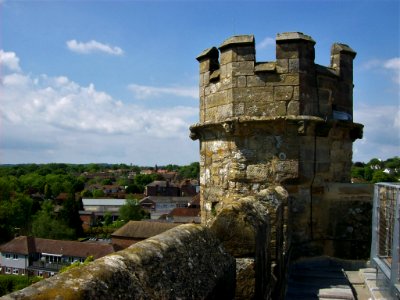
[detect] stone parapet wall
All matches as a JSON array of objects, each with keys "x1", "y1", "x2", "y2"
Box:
[
  {"x1": 288, "y1": 183, "x2": 373, "y2": 259},
  {"x1": 1, "y1": 224, "x2": 236, "y2": 300}
]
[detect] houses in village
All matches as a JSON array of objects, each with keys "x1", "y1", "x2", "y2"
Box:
[
  {"x1": 0, "y1": 172, "x2": 200, "y2": 279},
  {"x1": 0, "y1": 219, "x2": 184, "y2": 277},
  {"x1": 0, "y1": 236, "x2": 114, "y2": 278},
  {"x1": 79, "y1": 179, "x2": 199, "y2": 225}
]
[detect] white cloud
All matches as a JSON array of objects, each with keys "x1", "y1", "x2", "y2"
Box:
[
  {"x1": 256, "y1": 37, "x2": 275, "y2": 50},
  {"x1": 128, "y1": 83, "x2": 198, "y2": 99},
  {"x1": 0, "y1": 50, "x2": 199, "y2": 164},
  {"x1": 383, "y1": 57, "x2": 400, "y2": 84},
  {"x1": 66, "y1": 39, "x2": 124, "y2": 56},
  {"x1": 0, "y1": 50, "x2": 21, "y2": 72},
  {"x1": 353, "y1": 104, "x2": 400, "y2": 162},
  {"x1": 361, "y1": 57, "x2": 400, "y2": 85}
]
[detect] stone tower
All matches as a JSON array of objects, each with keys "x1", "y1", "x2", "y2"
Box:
[{"x1": 190, "y1": 32, "x2": 363, "y2": 254}]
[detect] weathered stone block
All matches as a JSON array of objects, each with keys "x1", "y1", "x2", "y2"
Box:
[
  {"x1": 237, "y1": 75, "x2": 247, "y2": 87},
  {"x1": 211, "y1": 197, "x2": 269, "y2": 256},
  {"x1": 247, "y1": 75, "x2": 266, "y2": 87},
  {"x1": 288, "y1": 58, "x2": 299, "y2": 72},
  {"x1": 276, "y1": 59, "x2": 288, "y2": 73},
  {"x1": 274, "y1": 86, "x2": 294, "y2": 101},
  {"x1": 220, "y1": 49, "x2": 235, "y2": 65},
  {"x1": 232, "y1": 61, "x2": 255, "y2": 76},
  {"x1": 216, "y1": 103, "x2": 233, "y2": 120},
  {"x1": 204, "y1": 91, "x2": 228, "y2": 108},
  {"x1": 287, "y1": 100, "x2": 300, "y2": 115},
  {"x1": 247, "y1": 164, "x2": 272, "y2": 182},
  {"x1": 235, "y1": 258, "x2": 256, "y2": 300},
  {"x1": 279, "y1": 74, "x2": 300, "y2": 85},
  {"x1": 255, "y1": 62, "x2": 276, "y2": 72},
  {"x1": 234, "y1": 102, "x2": 245, "y2": 115},
  {"x1": 273, "y1": 159, "x2": 299, "y2": 182}
]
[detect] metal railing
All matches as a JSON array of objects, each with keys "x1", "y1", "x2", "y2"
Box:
[
  {"x1": 370, "y1": 182, "x2": 400, "y2": 297},
  {"x1": 30, "y1": 260, "x2": 68, "y2": 271}
]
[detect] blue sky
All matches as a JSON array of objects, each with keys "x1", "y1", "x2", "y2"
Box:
[{"x1": 0, "y1": 0, "x2": 399, "y2": 165}]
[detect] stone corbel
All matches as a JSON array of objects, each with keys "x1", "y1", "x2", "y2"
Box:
[
  {"x1": 222, "y1": 121, "x2": 235, "y2": 134},
  {"x1": 189, "y1": 126, "x2": 200, "y2": 140},
  {"x1": 297, "y1": 121, "x2": 306, "y2": 135}
]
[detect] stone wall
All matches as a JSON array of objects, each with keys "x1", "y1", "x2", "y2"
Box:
[
  {"x1": 1, "y1": 224, "x2": 236, "y2": 300},
  {"x1": 296, "y1": 183, "x2": 373, "y2": 259}
]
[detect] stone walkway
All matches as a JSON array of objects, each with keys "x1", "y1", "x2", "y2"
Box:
[
  {"x1": 357, "y1": 267, "x2": 394, "y2": 299},
  {"x1": 285, "y1": 256, "x2": 372, "y2": 300}
]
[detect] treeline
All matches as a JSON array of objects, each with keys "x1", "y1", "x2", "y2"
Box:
[
  {"x1": 351, "y1": 156, "x2": 400, "y2": 183},
  {"x1": 0, "y1": 274, "x2": 42, "y2": 296}
]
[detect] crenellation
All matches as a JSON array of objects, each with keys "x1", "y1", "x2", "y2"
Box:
[{"x1": 196, "y1": 46, "x2": 219, "y2": 73}]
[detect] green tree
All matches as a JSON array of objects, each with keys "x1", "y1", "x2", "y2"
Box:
[
  {"x1": 384, "y1": 156, "x2": 400, "y2": 170},
  {"x1": 178, "y1": 162, "x2": 200, "y2": 179},
  {"x1": 0, "y1": 177, "x2": 13, "y2": 200},
  {"x1": 367, "y1": 158, "x2": 383, "y2": 170},
  {"x1": 0, "y1": 192, "x2": 33, "y2": 243},
  {"x1": 116, "y1": 177, "x2": 131, "y2": 187},
  {"x1": 31, "y1": 201, "x2": 75, "y2": 240},
  {"x1": 19, "y1": 173, "x2": 45, "y2": 193},
  {"x1": 125, "y1": 183, "x2": 142, "y2": 194},
  {"x1": 118, "y1": 199, "x2": 149, "y2": 222},
  {"x1": 351, "y1": 166, "x2": 365, "y2": 179},
  {"x1": 81, "y1": 189, "x2": 93, "y2": 198},
  {"x1": 103, "y1": 212, "x2": 113, "y2": 226},
  {"x1": 371, "y1": 171, "x2": 397, "y2": 183},
  {"x1": 101, "y1": 178, "x2": 113, "y2": 185},
  {"x1": 363, "y1": 166, "x2": 374, "y2": 181},
  {"x1": 59, "y1": 194, "x2": 83, "y2": 237},
  {"x1": 92, "y1": 189, "x2": 105, "y2": 198}
]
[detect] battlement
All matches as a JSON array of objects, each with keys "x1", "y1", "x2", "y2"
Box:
[{"x1": 196, "y1": 32, "x2": 356, "y2": 123}]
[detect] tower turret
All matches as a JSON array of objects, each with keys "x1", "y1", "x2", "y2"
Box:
[{"x1": 190, "y1": 32, "x2": 363, "y2": 249}]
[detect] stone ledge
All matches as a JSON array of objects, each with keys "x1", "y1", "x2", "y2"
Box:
[{"x1": 1, "y1": 224, "x2": 236, "y2": 300}]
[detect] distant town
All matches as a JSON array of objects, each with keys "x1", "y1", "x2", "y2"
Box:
[
  {"x1": 0, "y1": 162, "x2": 200, "y2": 294},
  {"x1": 0, "y1": 157, "x2": 398, "y2": 295}
]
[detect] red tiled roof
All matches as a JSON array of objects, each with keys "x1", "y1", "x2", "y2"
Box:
[
  {"x1": 0, "y1": 236, "x2": 114, "y2": 259},
  {"x1": 168, "y1": 208, "x2": 200, "y2": 217},
  {"x1": 55, "y1": 193, "x2": 69, "y2": 201}
]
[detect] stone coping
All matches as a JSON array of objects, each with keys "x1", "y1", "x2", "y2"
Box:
[{"x1": 276, "y1": 32, "x2": 315, "y2": 44}]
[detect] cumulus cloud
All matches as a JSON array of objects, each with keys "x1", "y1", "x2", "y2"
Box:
[
  {"x1": 128, "y1": 83, "x2": 198, "y2": 99},
  {"x1": 1, "y1": 73, "x2": 195, "y2": 135},
  {"x1": 66, "y1": 39, "x2": 124, "y2": 56},
  {"x1": 353, "y1": 104, "x2": 400, "y2": 162},
  {"x1": 0, "y1": 50, "x2": 198, "y2": 164},
  {"x1": 0, "y1": 50, "x2": 21, "y2": 72}
]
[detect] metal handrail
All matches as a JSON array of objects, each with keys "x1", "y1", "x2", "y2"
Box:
[{"x1": 370, "y1": 182, "x2": 400, "y2": 297}]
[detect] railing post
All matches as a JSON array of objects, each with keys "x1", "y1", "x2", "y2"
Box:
[
  {"x1": 390, "y1": 185, "x2": 400, "y2": 294},
  {"x1": 370, "y1": 184, "x2": 380, "y2": 263}
]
